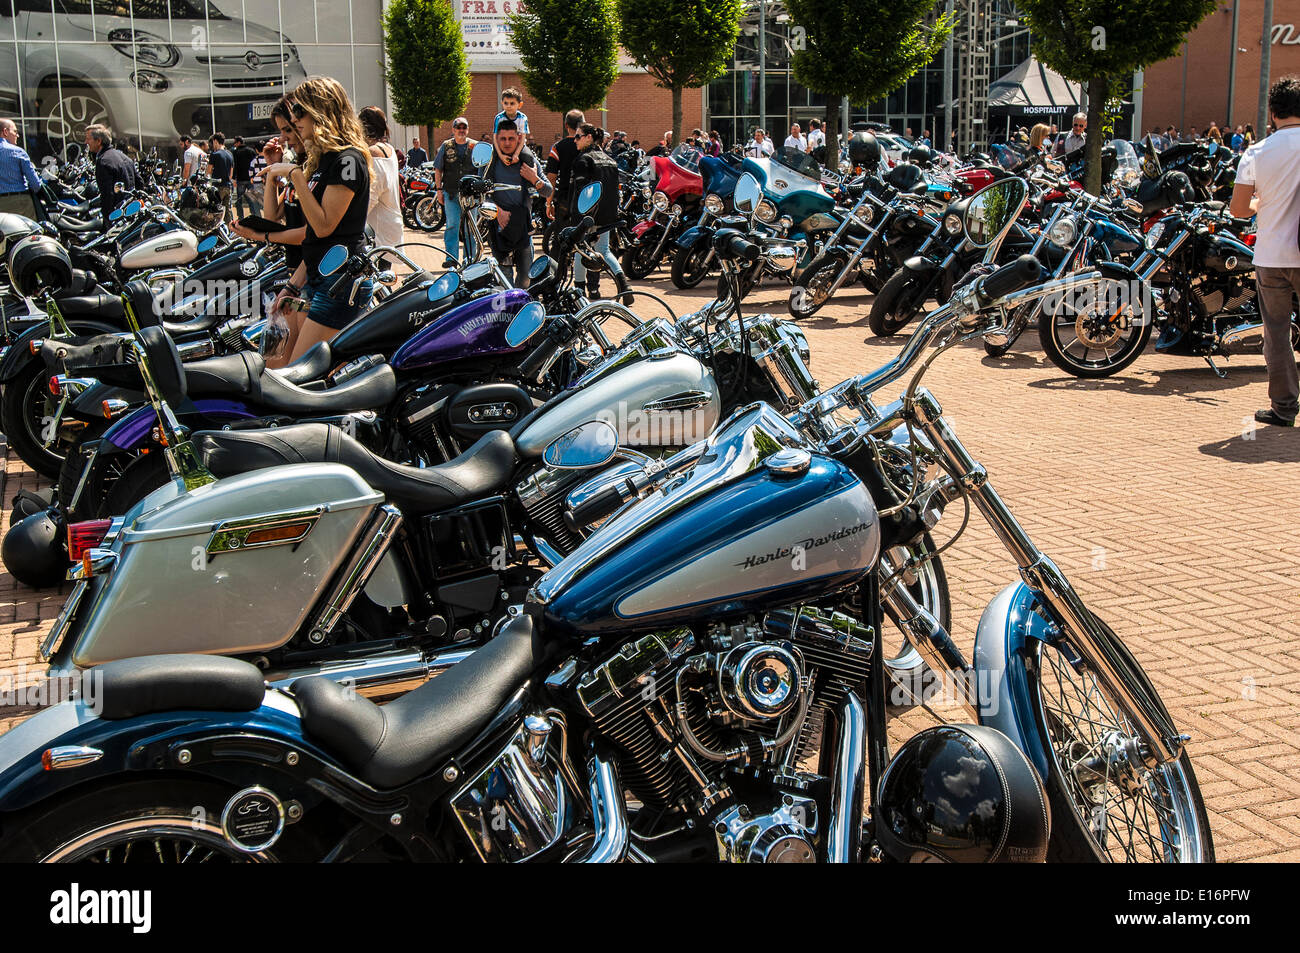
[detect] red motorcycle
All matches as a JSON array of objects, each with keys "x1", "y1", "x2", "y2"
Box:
[
  {"x1": 620, "y1": 145, "x2": 703, "y2": 279},
  {"x1": 401, "y1": 163, "x2": 444, "y2": 232}
]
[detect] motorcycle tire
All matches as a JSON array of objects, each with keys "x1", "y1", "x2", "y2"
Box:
[
  {"x1": 621, "y1": 240, "x2": 661, "y2": 280},
  {"x1": 670, "y1": 242, "x2": 713, "y2": 290},
  {"x1": 0, "y1": 779, "x2": 321, "y2": 862},
  {"x1": 99, "y1": 451, "x2": 170, "y2": 518},
  {"x1": 868, "y1": 268, "x2": 930, "y2": 337},
  {"x1": 413, "y1": 196, "x2": 444, "y2": 232},
  {"x1": 1024, "y1": 622, "x2": 1214, "y2": 863},
  {"x1": 1, "y1": 358, "x2": 70, "y2": 479},
  {"x1": 788, "y1": 255, "x2": 845, "y2": 320},
  {"x1": 56, "y1": 425, "x2": 138, "y2": 523},
  {"x1": 879, "y1": 534, "x2": 952, "y2": 713},
  {"x1": 1037, "y1": 302, "x2": 1152, "y2": 379}
]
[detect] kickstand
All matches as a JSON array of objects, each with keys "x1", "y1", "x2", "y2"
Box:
[{"x1": 1203, "y1": 354, "x2": 1228, "y2": 378}]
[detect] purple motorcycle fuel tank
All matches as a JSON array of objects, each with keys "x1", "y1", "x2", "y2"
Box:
[{"x1": 391, "y1": 288, "x2": 532, "y2": 371}]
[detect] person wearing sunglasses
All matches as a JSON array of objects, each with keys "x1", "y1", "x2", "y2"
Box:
[
  {"x1": 1057, "y1": 113, "x2": 1087, "y2": 156},
  {"x1": 434, "y1": 117, "x2": 477, "y2": 267},
  {"x1": 262, "y1": 77, "x2": 374, "y2": 363}
]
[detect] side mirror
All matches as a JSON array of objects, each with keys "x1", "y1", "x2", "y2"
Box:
[
  {"x1": 124, "y1": 200, "x2": 142, "y2": 216},
  {"x1": 733, "y1": 174, "x2": 762, "y2": 215},
  {"x1": 577, "y1": 182, "x2": 601, "y2": 214},
  {"x1": 963, "y1": 177, "x2": 1028, "y2": 258},
  {"x1": 543, "y1": 420, "x2": 619, "y2": 470},
  {"x1": 426, "y1": 270, "x2": 460, "y2": 302},
  {"x1": 505, "y1": 300, "x2": 547, "y2": 347},
  {"x1": 318, "y1": 244, "x2": 349, "y2": 277},
  {"x1": 471, "y1": 141, "x2": 493, "y2": 168},
  {"x1": 108, "y1": 208, "x2": 123, "y2": 222},
  {"x1": 197, "y1": 234, "x2": 218, "y2": 253}
]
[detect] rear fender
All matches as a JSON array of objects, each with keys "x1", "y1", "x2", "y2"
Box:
[{"x1": 101, "y1": 400, "x2": 258, "y2": 453}]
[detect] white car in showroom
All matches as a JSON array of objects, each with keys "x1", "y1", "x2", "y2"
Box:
[{"x1": 0, "y1": 0, "x2": 306, "y2": 159}]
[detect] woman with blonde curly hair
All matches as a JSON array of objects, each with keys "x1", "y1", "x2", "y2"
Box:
[
  {"x1": 262, "y1": 76, "x2": 374, "y2": 361},
  {"x1": 1029, "y1": 123, "x2": 1052, "y2": 154}
]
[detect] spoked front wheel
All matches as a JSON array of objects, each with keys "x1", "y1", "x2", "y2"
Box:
[
  {"x1": 1028, "y1": 632, "x2": 1213, "y2": 862},
  {"x1": 1038, "y1": 298, "x2": 1152, "y2": 378}
]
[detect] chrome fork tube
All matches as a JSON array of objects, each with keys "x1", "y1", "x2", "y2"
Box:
[{"x1": 908, "y1": 389, "x2": 1182, "y2": 764}]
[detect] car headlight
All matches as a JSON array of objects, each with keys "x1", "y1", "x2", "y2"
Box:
[
  {"x1": 755, "y1": 199, "x2": 778, "y2": 223},
  {"x1": 942, "y1": 212, "x2": 963, "y2": 236},
  {"x1": 854, "y1": 203, "x2": 875, "y2": 225},
  {"x1": 130, "y1": 70, "x2": 169, "y2": 93},
  {"x1": 1145, "y1": 222, "x2": 1165, "y2": 249},
  {"x1": 1047, "y1": 218, "x2": 1077, "y2": 247},
  {"x1": 108, "y1": 29, "x2": 180, "y2": 69},
  {"x1": 652, "y1": 190, "x2": 669, "y2": 212},
  {"x1": 704, "y1": 192, "x2": 724, "y2": 215}
]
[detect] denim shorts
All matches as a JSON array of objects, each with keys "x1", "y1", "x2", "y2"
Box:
[{"x1": 305, "y1": 273, "x2": 374, "y2": 331}]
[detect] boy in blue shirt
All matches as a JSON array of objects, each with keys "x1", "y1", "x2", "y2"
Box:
[{"x1": 494, "y1": 87, "x2": 530, "y2": 138}]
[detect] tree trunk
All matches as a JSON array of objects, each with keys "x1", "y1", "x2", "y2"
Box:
[
  {"x1": 825, "y1": 96, "x2": 842, "y2": 172},
  {"x1": 1084, "y1": 75, "x2": 1107, "y2": 196},
  {"x1": 671, "y1": 86, "x2": 683, "y2": 156}
]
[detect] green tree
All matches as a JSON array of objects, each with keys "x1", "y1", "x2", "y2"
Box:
[
  {"x1": 1016, "y1": 0, "x2": 1216, "y2": 195},
  {"x1": 786, "y1": 0, "x2": 952, "y2": 167},
  {"x1": 507, "y1": 0, "x2": 620, "y2": 132},
  {"x1": 382, "y1": 0, "x2": 471, "y2": 133},
  {"x1": 618, "y1": 0, "x2": 744, "y2": 150}
]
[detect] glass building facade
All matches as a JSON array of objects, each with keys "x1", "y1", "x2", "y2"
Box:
[
  {"x1": 706, "y1": 1, "x2": 1034, "y2": 151},
  {"x1": 0, "y1": 0, "x2": 387, "y2": 163}
]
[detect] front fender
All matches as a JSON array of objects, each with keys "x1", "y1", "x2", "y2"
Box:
[
  {"x1": 0, "y1": 320, "x2": 124, "y2": 384},
  {"x1": 631, "y1": 220, "x2": 660, "y2": 241},
  {"x1": 972, "y1": 582, "x2": 1053, "y2": 777},
  {"x1": 901, "y1": 255, "x2": 942, "y2": 277},
  {"x1": 675, "y1": 225, "x2": 711, "y2": 250}
]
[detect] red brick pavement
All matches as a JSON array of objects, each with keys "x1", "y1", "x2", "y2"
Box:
[{"x1": 1, "y1": 274, "x2": 1297, "y2": 860}]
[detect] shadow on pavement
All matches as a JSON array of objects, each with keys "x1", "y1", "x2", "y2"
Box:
[
  {"x1": 1026, "y1": 363, "x2": 1268, "y2": 404},
  {"x1": 1199, "y1": 426, "x2": 1300, "y2": 464}
]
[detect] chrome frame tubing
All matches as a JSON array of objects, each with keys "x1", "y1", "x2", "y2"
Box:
[
  {"x1": 649, "y1": 207, "x2": 682, "y2": 263},
  {"x1": 822, "y1": 193, "x2": 895, "y2": 301}
]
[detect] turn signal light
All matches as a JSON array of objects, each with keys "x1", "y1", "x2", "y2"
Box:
[
  {"x1": 67, "y1": 519, "x2": 113, "y2": 561},
  {"x1": 243, "y1": 522, "x2": 313, "y2": 546},
  {"x1": 48, "y1": 376, "x2": 61, "y2": 397}
]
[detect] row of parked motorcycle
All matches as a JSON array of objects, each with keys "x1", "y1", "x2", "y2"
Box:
[{"x1": 0, "y1": 134, "x2": 1216, "y2": 863}]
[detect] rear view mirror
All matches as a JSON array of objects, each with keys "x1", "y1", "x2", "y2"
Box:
[
  {"x1": 124, "y1": 200, "x2": 142, "y2": 216},
  {"x1": 505, "y1": 301, "x2": 547, "y2": 347},
  {"x1": 529, "y1": 255, "x2": 553, "y2": 281},
  {"x1": 577, "y1": 182, "x2": 601, "y2": 215},
  {"x1": 471, "y1": 141, "x2": 494, "y2": 168},
  {"x1": 427, "y1": 270, "x2": 460, "y2": 302},
  {"x1": 318, "y1": 244, "x2": 348, "y2": 276},
  {"x1": 733, "y1": 174, "x2": 762, "y2": 214},
  {"x1": 109, "y1": 208, "x2": 123, "y2": 222},
  {"x1": 197, "y1": 234, "x2": 218, "y2": 253},
  {"x1": 543, "y1": 420, "x2": 618, "y2": 469}
]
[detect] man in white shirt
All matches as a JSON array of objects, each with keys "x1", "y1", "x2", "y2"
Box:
[
  {"x1": 806, "y1": 119, "x2": 826, "y2": 160},
  {"x1": 180, "y1": 135, "x2": 204, "y2": 181},
  {"x1": 1230, "y1": 76, "x2": 1300, "y2": 426},
  {"x1": 745, "y1": 128, "x2": 774, "y2": 158},
  {"x1": 784, "y1": 122, "x2": 808, "y2": 153}
]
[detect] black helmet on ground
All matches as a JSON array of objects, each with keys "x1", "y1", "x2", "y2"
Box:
[
  {"x1": 2, "y1": 509, "x2": 68, "y2": 589},
  {"x1": 873, "y1": 724, "x2": 1050, "y2": 863}
]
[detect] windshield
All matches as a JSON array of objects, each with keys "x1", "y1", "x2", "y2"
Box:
[
  {"x1": 990, "y1": 141, "x2": 1030, "y2": 170},
  {"x1": 670, "y1": 144, "x2": 702, "y2": 174},
  {"x1": 773, "y1": 145, "x2": 822, "y2": 179}
]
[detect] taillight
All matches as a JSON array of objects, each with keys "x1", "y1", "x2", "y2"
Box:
[
  {"x1": 67, "y1": 519, "x2": 113, "y2": 561},
  {"x1": 48, "y1": 376, "x2": 61, "y2": 397}
]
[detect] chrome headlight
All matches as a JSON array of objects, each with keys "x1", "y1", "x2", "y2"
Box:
[
  {"x1": 854, "y1": 203, "x2": 875, "y2": 225},
  {"x1": 670, "y1": 204, "x2": 683, "y2": 217},
  {"x1": 652, "y1": 190, "x2": 670, "y2": 212},
  {"x1": 1145, "y1": 222, "x2": 1165, "y2": 249},
  {"x1": 641, "y1": 185, "x2": 652, "y2": 200},
  {"x1": 704, "y1": 192, "x2": 724, "y2": 215},
  {"x1": 763, "y1": 242, "x2": 800, "y2": 274},
  {"x1": 108, "y1": 29, "x2": 180, "y2": 68},
  {"x1": 480, "y1": 201, "x2": 499, "y2": 221},
  {"x1": 942, "y1": 212, "x2": 963, "y2": 236},
  {"x1": 755, "y1": 199, "x2": 778, "y2": 223},
  {"x1": 1047, "y1": 218, "x2": 1077, "y2": 247},
  {"x1": 778, "y1": 215, "x2": 793, "y2": 231}
]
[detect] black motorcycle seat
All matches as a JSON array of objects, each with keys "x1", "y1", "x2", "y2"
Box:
[
  {"x1": 162, "y1": 309, "x2": 225, "y2": 337},
  {"x1": 271, "y1": 340, "x2": 332, "y2": 385},
  {"x1": 194, "y1": 422, "x2": 516, "y2": 515},
  {"x1": 51, "y1": 213, "x2": 103, "y2": 233},
  {"x1": 97, "y1": 654, "x2": 265, "y2": 720},
  {"x1": 184, "y1": 351, "x2": 396, "y2": 415},
  {"x1": 55, "y1": 293, "x2": 125, "y2": 319},
  {"x1": 291, "y1": 615, "x2": 545, "y2": 788}
]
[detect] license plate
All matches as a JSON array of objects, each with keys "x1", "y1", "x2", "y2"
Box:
[{"x1": 248, "y1": 102, "x2": 275, "y2": 121}]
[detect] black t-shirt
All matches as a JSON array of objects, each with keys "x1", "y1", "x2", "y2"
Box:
[
  {"x1": 208, "y1": 148, "x2": 234, "y2": 182},
  {"x1": 302, "y1": 147, "x2": 370, "y2": 277},
  {"x1": 233, "y1": 145, "x2": 256, "y2": 182},
  {"x1": 545, "y1": 135, "x2": 580, "y2": 204},
  {"x1": 281, "y1": 184, "x2": 306, "y2": 270}
]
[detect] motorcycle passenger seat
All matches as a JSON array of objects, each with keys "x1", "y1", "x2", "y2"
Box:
[
  {"x1": 125, "y1": 280, "x2": 161, "y2": 328},
  {"x1": 97, "y1": 654, "x2": 265, "y2": 720},
  {"x1": 291, "y1": 614, "x2": 546, "y2": 788},
  {"x1": 184, "y1": 351, "x2": 262, "y2": 397},
  {"x1": 270, "y1": 340, "x2": 333, "y2": 386},
  {"x1": 192, "y1": 422, "x2": 516, "y2": 515},
  {"x1": 51, "y1": 214, "x2": 102, "y2": 234},
  {"x1": 51, "y1": 294, "x2": 125, "y2": 320}
]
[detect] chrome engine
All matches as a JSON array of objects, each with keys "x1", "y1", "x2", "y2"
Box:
[{"x1": 565, "y1": 606, "x2": 874, "y2": 862}]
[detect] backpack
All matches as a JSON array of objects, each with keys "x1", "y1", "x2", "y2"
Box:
[{"x1": 568, "y1": 148, "x2": 620, "y2": 227}]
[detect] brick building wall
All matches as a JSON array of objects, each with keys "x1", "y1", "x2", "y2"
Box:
[
  {"x1": 1140, "y1": 1, "x2": 1300, "y2": 135},
  {"x1": 423, "y1": 71, "x2": 703, "y2": 154}
]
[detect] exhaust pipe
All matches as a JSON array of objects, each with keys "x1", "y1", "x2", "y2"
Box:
[{"x1": 265, "y1": 645, "x2": 475, "y2": 698}]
